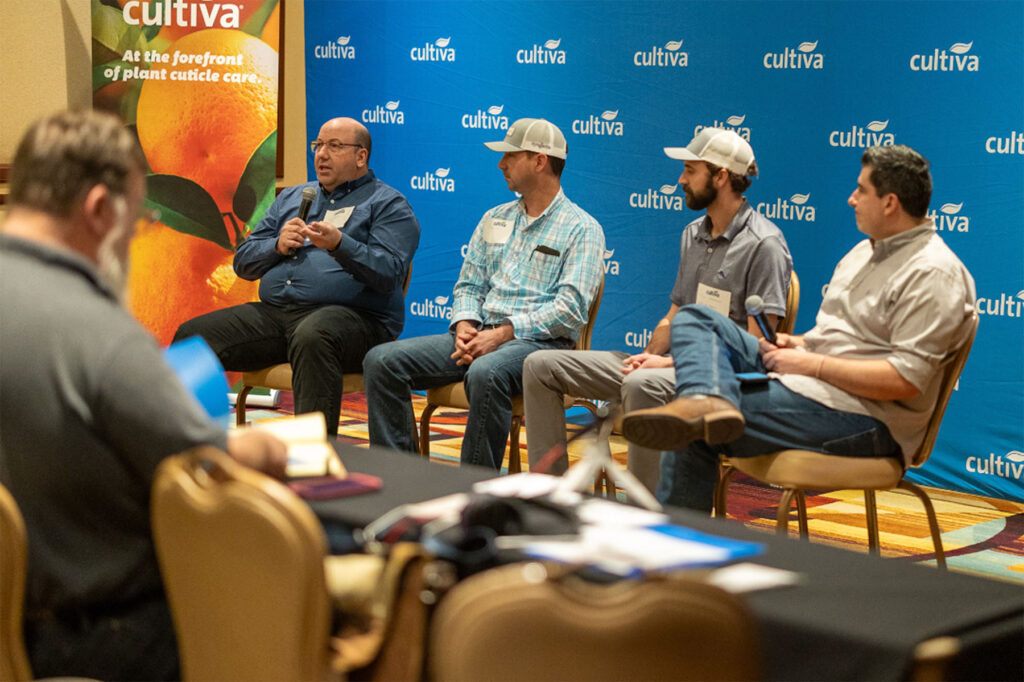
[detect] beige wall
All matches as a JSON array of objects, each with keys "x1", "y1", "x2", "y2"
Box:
[{"x1": 0, "y1": 0, "x2": 307, "y2": 187}]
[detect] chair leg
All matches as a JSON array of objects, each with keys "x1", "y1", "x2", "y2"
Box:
[
  {"x1": 419, "y1": 404, "x2": 439, "y2": 459},
  {"x1": 864, "y1": 490, "x2": 881, "y2": 556},
  {"x1": 776, "y1": 488, "x2": 798, "y2": 536},
  {"x1": 235, "y1": 385, "x2": 254, "y2": 426},
  {"x1": 898, "y1": 480, "x2": 947, "y2": 569},
  {"x1": 794, "y1": 490, "x2": 809, "y2": 539},
  {"x1": 507, "y1": 416, "x2": 522, "y2": 474},
  {"x1": 713, "y1": 464, "x2": 737, "y2": 518}
]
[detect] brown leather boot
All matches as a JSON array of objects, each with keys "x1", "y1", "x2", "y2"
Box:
[{"x1": 621, "y1": 397, "x2": 744, "y2": 451}]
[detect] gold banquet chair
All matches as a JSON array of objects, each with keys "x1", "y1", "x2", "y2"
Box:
[
  {"x1": 776, "y1": 270, "x2": 800, "y2": 336},
  {"x1": 234, "y1": 264, "x2": 413, "y2": 426},
  {"x1": 714, "y1": 314, "x2": 979, "y2": 568},
  {"x1": 418, "y1": 276, "x2": 605, "y2": 472},
  {"x1": 0, "y1": 483, "x2": 99, "y2": 682},
  {"x1": 152, "y1": 447, "x2": 444, "y2": 681},
  {"x1": 429, "y1": 562, "x2": 760, "y2": 681},
  {"x1": 151, "y1": 446, "x2": 337, "y2": 681},
  {"x1": 0, "y1": 481, "x2": 32, "y2": 682}
]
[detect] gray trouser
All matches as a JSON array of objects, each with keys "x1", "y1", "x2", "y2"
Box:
[{"x1": 522, "y1": 349, "x2": 674, "y2": 492}]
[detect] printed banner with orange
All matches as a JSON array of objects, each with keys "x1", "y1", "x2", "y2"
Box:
[{"x1": 91, "y1": 0, "x2": 279, "y2": 346}]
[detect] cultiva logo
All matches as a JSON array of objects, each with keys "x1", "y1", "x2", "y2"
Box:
[
  {"x1": 910, "y1": 41, "x2": 979, "y2": 72},
  {"x1": 517, "y1": 38, "x2": 566, "y2": 64},
  {"x1": 763, "y1": 40, "x2": 823, "y2": 69},
  {"x1": 315, "y1": 35, "x2": 355, "y2": 60},
  {"x1": 634, "y1": 40, "x2": 688, "y2": 67}
]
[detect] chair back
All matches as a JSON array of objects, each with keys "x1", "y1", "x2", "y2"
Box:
[
  {"x1": 151, "y1": 447, "x2": 331, "y2": 681},
  {"x1": 776, "y1": 270, "x2": 800, "y2": 336},
  {"x1": 575, "y1": 275, "x2": 605, "y2": 351},
  {"x1": 0, "y1": 482, "x2": 32, "y2": 682},
  {"x1": 911, "y1": 313, "x2": 978, "y2": 467},
  {"x1": 429, "y1": 563, "x2": 760, "y2": 681}
]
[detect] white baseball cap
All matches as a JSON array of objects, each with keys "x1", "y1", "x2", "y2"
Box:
[
  {"x1": 484, "y1": 118, "x2": 568, "y2": 159},
  {"x1": 664, "y1": 127, "x2": 755, "y2": 176}
]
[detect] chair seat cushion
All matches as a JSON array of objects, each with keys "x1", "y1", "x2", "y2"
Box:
[
  {"x1": 241, "y1": 365, "x2": 366, "y2": 394},
  {"x1": 426, "y1": 384, "x2": 524, "y2": 413},
  {"x1": 242, "y1": 363, "x2": 295, "y2": 391},
  {"x1": 727, "y1": 450, "x2": 904, "y2": 490}
]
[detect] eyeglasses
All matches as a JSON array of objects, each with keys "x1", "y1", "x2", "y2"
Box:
[{"x1": 310, "y1": 140, "x2": 364, "y2": 154}]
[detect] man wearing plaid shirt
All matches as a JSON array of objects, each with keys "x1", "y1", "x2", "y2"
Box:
[{"x1": 364, "y1": 118, "x2": 605, "y2": 469}]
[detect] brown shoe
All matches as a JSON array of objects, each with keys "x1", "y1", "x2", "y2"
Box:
[{"x1": 621, "y1": 397, "x2": 745, "y2": 451}]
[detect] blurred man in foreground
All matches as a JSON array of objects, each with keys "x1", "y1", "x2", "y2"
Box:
[{"x1": 0, "y1": 110, "x2": 285, "y2": 680}]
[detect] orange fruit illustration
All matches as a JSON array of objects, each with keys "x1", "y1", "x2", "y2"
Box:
[
  {"x1": 131, "y1": 27, "x2": 276, "y2": 347},
  {"x1": 128, "y1": 220, "x2": 259, "y2": 347},
  {"x1": 136, "y1": 28, "x2": 278, "y2": 215}
]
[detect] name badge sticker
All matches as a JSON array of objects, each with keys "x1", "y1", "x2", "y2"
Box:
[
  {"x1": 483, "y1": 217, "x2": 513, "y2": 244},
  {"x1": 696, "y1": 284, "x2": 732, "y2": 318},
  {"x1": 324, "y1": 206, "x2": 355, "y2": 229}
]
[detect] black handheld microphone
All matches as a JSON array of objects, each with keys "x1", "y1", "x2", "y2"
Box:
[
  {"x1": 745, "y1": 295, "x2": 776, "y2": 344},
  {"x1": 287, "y1": 186, "x2": 317, "y2": 256}
]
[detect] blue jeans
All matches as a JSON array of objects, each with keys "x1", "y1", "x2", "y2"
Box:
[
  {"x1": 363, "y1": 332, "x2": 571, "y2": 469},
  {"x1": 657, "y1": 305, "x2": 901, "y2": 512}
]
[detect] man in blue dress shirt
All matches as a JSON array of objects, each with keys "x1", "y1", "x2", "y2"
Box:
[
  {"x1": 363, "y1": 118, "x2": 605, "y2": 469},
  {"x1": 175, "y1": 117, "x2": 421, "y2": 436}
]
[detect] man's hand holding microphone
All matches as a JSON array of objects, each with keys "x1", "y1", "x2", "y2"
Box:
[{"x1": 275, "y1": 186, "x2": 344, "y2": 255}]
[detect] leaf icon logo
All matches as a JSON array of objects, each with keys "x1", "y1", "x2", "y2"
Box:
[
  {"x1": 435, "y1": 168, "x2": 450, "y2": 178},
  {"x1": 337, "y1": 36, "x2": 351, "y2": 46},
  {"x1": 603, "y1": 249, "x2": 615, "y2": 259},
  {"x1": 950, "y1": 41, "x2": 973, "y2": 54},
  {"x1": 385, "y1": 101, "x2": 400, "y2": 110},
  {"x1": 487, "y1": 105, "x2": 504, "y2": 115},
  {"x1": 434, "y1": 296, "x2": 450, "y2": 305},
  {"x1": 544, "y1": 39, "x2": 562, "y2": 50},
  {"x1": 665, "y1": 40, "x2": 683, "y2": 51},
  {"x1": 601, "y1": 110, "x2": 619, "y2": 121},
  {"x1": 726, "y1": 114, "x2": 746, "y2": 126},
  {"x1": 435, "y1": 37, "x2": 451, "y2": 47},
  {"x1": 1016, "y1": 290, "x2": 1024, "y2": 301},
  {"x1": 797, "y1": 40, "x2": 819, "y2": 52},
  {"x1": 866, "y1": 120, "x2": 889, "y2": 132},
  {"x1": 939, "y1": 202, "x2": 963, "y2": 214},
  {"x1": 1005, "y1": 451, "x2": 1024, "y2": 462},
  {"x1": 660, "y1": 184, "x2": 678, "y2": 195},
  {"x1": 790, "y1": 193, "x2": 810, "y2": 205}
]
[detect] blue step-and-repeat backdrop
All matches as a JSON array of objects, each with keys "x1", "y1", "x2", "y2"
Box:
[{"x1": 305, "y1": 0, "x2": 1023, "y2": 502}]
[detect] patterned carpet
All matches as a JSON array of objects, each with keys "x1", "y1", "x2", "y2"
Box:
[{"x1": 241, "y1": 390, "x2": 1024, "y2": 585}]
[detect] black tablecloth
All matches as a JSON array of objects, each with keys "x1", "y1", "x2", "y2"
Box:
[{"x1": 311, "y1": 442, "x2": 1024, "y2": 681}]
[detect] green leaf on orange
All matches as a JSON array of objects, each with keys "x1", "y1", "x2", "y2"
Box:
[
  {"x1": 242, "y1": 0, "x2": 280, "y2": 37},
  {"x1": 91, "y1": 2, "x2": 148, "y2": 62},
  {"x1": 146, "y1": 174, "x2": 232, "y2": 250},
  {"x1": 233, "y1": 129, "x2": 278, "y2": 229}
]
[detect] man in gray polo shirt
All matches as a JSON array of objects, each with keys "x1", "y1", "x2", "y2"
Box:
[
  {"x1": 0, "y1": 110, "x2": 285, "y2": 681},
  {"x1": 523, "y1": 128, "x2": 791, "y2": 487},
  {"x1": 621, "y1": 145, "x2": 975, "y2": 513}
]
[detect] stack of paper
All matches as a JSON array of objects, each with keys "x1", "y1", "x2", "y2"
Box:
[{"x1": 246, "y1": 412, "x2": 346, "y2": 478}]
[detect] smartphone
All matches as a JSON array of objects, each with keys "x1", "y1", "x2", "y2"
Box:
[
  {"x1": 288, "y1": 472, "x2": 383, "y2": 500},
  {"x1": 736, "y1": 372, "x2": 771, "y2": 384}
]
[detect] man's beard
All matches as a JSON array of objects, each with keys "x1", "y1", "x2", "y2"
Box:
[
  {"x1": 97, "y1": 203, "x2": 132, "y2": 305},
  {"x1": 685, "y1": 183, "x2": 717, "y2": 210}
]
